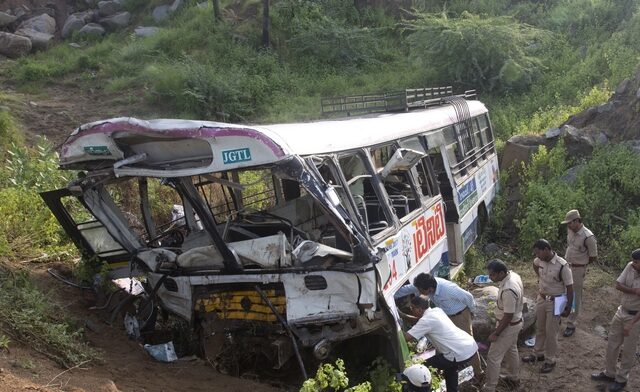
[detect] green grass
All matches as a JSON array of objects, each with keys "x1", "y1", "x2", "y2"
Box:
[{"x1": 0, "y1": 265, "x2": 101, "y2": 368}]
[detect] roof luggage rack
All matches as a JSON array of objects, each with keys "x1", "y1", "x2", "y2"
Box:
[{"x1": 321, "y1": 86, "x2": 476, "y2": 117}]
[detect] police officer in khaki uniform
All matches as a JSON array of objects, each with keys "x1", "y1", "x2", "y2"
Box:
[
  {"x1": 561, "y1": 209, "x2": 597, "y2": 337},
  {"x1": 591, "y1": 249, "x2": 640, "y2": 392},
  {"x1": 522, "y1": 239, "x2": 573, "y2": 373},
  {"x1": 482, "y1": 259, "x2": 524, "y2": 392}
]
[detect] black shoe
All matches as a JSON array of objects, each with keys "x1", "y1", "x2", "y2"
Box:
[
  {"x1": 591, "y1": 371, "x2": 615, "y2": 382},
  {"x1": 608, "y1": 381, "x2": 626, "y2": 392},
  {"x1": 522, "y1": 354, "x2": 545, "y2": 363},
  {"x1": 540, "y1": 362, "x2": 556, "y2": 373},
  {"x1": 563, "y1": 327, "x2": 576, "y2": 337}
]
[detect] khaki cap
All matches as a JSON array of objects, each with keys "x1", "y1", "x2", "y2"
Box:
[{"x1": 561, "y1": 209, "x2": 581, "y2": 224}]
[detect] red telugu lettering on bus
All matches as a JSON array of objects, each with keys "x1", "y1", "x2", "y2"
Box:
[{"x1": 411, "y1": 203, "x2": 446, "y2": 262}]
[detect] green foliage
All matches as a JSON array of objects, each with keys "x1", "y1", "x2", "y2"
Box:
[
  {"x1": 405, "y1": 12, "x2": 549, "y2": 92},
  {"x1": 607, "y1": 211, "x2": 640, "y2": 268},
  {"x1": 301, "y1": 358, "x2": 401, "y2": 392},
  {"x1": 490, "y1": 84, "x2": 612, "y2": 141},
  {"x1": 516, "y1": 142, "x2": 640, "y2": 264},
  {"x1": 0, "y1": 334, "x2": 9, "y2": 350},
  {"x1": 365, "y1": 358, "x2": 402, "y2": 392},
  {"x1": 515, "y1": 141, "x2": 581, "y2": 250},
  {"x1": 0, "y1": 266, "x2": 101, "y2": 367},
  {"x1": 301, "y1": 359, "x2": 350, "y2": 392},
  {"x1": 0, "y1": 108, "x2": 24, "y2": 158},
  {"x1": 0, "y1": 109, "x2": 73, "y2": 259}
]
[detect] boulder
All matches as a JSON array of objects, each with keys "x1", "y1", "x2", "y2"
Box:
[
  {"x1": 500, "y1": 134, "x2": 544, "y2": 172},
  {"x1": 560, "y1": 164, "x2": 585, "y2": 185},
  {"x1": 0, "y1": 32, "x2": 32, "y2": 58},
  {"x1": 14, "y1": 28, "x2": 54, "y2": 50},
  {"x1": 134, "y1": 26, "x2": 160, "y2": 37},
  {"x1": 0, "y1": 11, "x2": 18, "y2": 27},
  {"x1": 78, "y1": 23, "x2": 106, "y2": 36},
  {"x1": 562, "y1": 125, "x2": 595, "y2": 157},
  {"x1": 152, "y1": 5, "x2": 171, "y2": 22},
  {"x1": 99, "y1": 11, "x2": 130, "y2": 30},
  {"x1": 595, "y1": 132, "x2": 609, "y2": 145},
  {"x1": 471, "y1": 285, "x2": 536, "y2": 342},
  {"x1": 482, "y1": 243, "x2": 501, "y2": 257},
  {"x1": 98, "y1": 0, "x2": 122, "y2": 17},
  {"x1": 545, "y1": 127, "x2": 563, "y2": 139},
  {"x1": 62, "y1": 12, "x2": 94, "y2": 38},
  {"x1": 615, "y1": 78, "x2": 631, "y2": 96},
  {"x1": 17, "y1": 13, "x2": 56, "y2": 35},
  {"x1": 169, "y1": 0, "x2": 183, "y2": 12}
]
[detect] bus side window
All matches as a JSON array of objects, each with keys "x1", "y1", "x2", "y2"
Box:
[
  {"x1": 398, "y1": 137, "x2": 439, "y2": 199},
  {"x1": 338, "y1": 153, "x2": 389, "y2": 236},
  {"x1": 443, "y1": 126, "x2": 465, "y2": 179},
  {"x1": 478, "y1": 114, "x2": 493, "y2": 146},
  {"x1": 369, "y1": 144, "x2": 421, "y2": 220}
]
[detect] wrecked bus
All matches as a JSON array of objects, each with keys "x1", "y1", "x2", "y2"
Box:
[{"x1": 41, "y1": 87, "x2": 499, "y2": 374}]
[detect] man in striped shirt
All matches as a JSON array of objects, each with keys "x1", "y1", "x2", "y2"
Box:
[{"x1": 410, "y1": 273, "x2": 482, "y2": 377}]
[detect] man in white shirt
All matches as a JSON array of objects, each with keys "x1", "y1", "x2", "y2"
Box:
[{"x1": 403, "y1": 298, "x2": 478, "y2": 392}]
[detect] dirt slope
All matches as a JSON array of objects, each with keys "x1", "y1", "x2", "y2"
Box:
[
  {"x1": 504, "y1": 260, "x2": 639, "y2": 392},
  {"x1": 0, "y1": 263, "x2": 285, "y2": 392}
]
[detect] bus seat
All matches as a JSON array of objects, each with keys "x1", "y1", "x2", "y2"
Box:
[{"x1": 388, "y1": 194, "x2": 409, "y2": 217}]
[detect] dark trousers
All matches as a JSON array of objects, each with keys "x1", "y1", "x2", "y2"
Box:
[{"x1": 425, "y1": 353, "x2": 472, "y2": 392}]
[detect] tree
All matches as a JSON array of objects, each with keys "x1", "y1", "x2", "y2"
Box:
[
  {"x1": 262, "y1": 0, "x2": 270, "y2": 48},
  {"x1": 212, "y1": 0, "x2": 221, "y2": 22}
]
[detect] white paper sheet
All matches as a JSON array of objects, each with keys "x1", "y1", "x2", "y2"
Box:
[{"x1": 554, "y1": 294, "x2": 568, "y2": 316}]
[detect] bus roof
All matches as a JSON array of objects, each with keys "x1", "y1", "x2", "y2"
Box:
[
  {"x1": 261, "y1": 100, "x2": 488, "y2": 155},
  {"x1": 59, "y1": 100, "x2": 487, "y2": 175}
]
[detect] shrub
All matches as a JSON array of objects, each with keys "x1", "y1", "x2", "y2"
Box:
[
  {"x1": 0, "y1": 135, "x2": 72, "y2": 259},
  {"x1": 515, "y1": 141, "x2": 585, "y2": 251},
  {"x1": 405, "y1": 12, "x2": 549, "y2": 93}
]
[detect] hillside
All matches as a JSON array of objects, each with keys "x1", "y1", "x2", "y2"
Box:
[{"x1": 3, "y1": 1, "x2": 640, "y2": 392}]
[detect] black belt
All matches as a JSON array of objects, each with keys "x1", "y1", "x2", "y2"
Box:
[
  {"x1": 539, "y1": 294, "x2": 562, "y2": 301},
  {"x1": 450, "y1": 307, "x2": 468, "y2": 317}
]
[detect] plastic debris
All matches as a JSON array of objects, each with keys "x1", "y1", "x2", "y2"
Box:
[
  {"x1": 144, "y1": 341, "x2": 178, "y2": 362},
  {"x1": 473, "y1": 275, "x2": 491, "y2": 285},
  {"x1": 124, "y1": 313, "x2": 140, "y2": 340},
  {"x1": 524, "y1": 336, "x2": 536, "y2": 347},
  {"x1": 113, "y1": 277, "x2": 145, "y2": 296}
]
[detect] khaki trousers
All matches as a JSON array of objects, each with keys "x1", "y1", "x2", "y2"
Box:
[
  {"x1": 567, "y1": 266, "x2": 586, "y2": 328},
  {"x1": 534, "y1": 298, "x2": 561, "y2": 363},
  {"x1": 483, "y1": 321, "x2": 522, "y2": 392},
  {"x1": 604, "y1": 306, "x2": 640, "y2": 383},
  {"x1": 450, "y1": 307, "x2": 482, "y2": 376}
]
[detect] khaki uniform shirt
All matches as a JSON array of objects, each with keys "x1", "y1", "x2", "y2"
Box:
[
  {"x1": 534, "y1": 253, "x2": 573, "y2": 296},
  {"x1": 565, "y1": 226, "x2": 597, "y2": 266},
  {"x1": 617, "y1": 262, "x2": 640, "y2": 311},
  {"x1": 496, "y1": 271, "x2": 524, "y2": 322}
]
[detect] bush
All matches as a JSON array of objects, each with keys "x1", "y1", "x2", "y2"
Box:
[
  {"x1": 514, "y1": 142, "x2": 640, "y2": 265},
  {"x1": 0, "y1": 131, "x2": 72, "y2": 259},
  {"x1": 515, "y1": 141, "x2": 585, "y2": 251},
  {"x1": 405, "y1": 12, "x2": 549, "y2": 93}
]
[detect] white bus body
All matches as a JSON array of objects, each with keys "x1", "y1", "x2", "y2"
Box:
[{"x1": 42, "y1": 89, "x2": 498, "y2": 373}]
